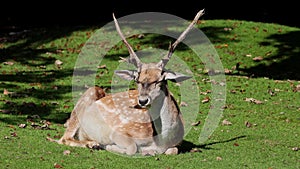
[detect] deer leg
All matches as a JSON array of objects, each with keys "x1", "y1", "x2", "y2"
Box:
[
  {"x1": 106, "y1": 132, "x2": 137, "y2": 155},
  {"x1": 140, "y1": 144, "x2": 162, "y2": 156},
  {"x1": 48, "y1": 86, "x2": 105, "y2": 147},
  {"x1": 48, "y1": 115, "x2": 99, "y2": 148}
]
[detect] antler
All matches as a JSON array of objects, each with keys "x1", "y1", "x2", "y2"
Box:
[
  {"x1": 157, "y1": 9, "x2": 205, "y2": 69},
  {"x1": 113, "y1": 13, "x2": 142, "y2": 68}
]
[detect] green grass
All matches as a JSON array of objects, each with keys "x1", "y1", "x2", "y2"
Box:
[{"x1": 0, "y1": 19, "x2": 300, "y2": 169}]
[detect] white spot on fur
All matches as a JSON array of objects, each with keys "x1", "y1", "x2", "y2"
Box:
[{"x1": 119, "y1": 114, "x2": 129, "y2": 124}]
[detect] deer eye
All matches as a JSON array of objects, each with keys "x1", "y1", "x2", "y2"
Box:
[{"x1": 137, "y1": 82, "x2": 148, "y2": 88}]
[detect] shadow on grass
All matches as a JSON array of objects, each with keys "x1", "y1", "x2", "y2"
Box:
[
  {"x1": 178, "y1": 135, "x2": 247, "y2": 153},
  {"x1": 236, "y1": 30, "x2": 300, "y2": 80},
  {"x1": 100, "y1": 25, "x2": 234, "y2": 70},
  {"x1": 128, "y1": 25, "x2": 300, "y2": 81},
  {"x1": 0, "y1": 24, "x2": 107, "y2": 65},
  {"x1": 1, "y1": 21, "x2": 299, "y2": 125},
  {"x1": 0, "y1": 25, "x2": 103, "y2": 124}
]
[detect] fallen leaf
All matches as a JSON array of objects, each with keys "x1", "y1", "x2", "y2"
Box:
[
  {"x1": 245, "y1": 98, "x2": 263, "y2": 104},
  {"x1": 224, "y1": 27, "x2": 232, "y2": 31},
  {"x1": 293, "y1": 84, "x2": 300, "y2": 92},
  {"x1": 63, "y1": 150, "x2": 71, "y2": 155},
  {"x1": 245, "y1": 121, "x2": 252, "y2": 128},
  {"x1": 18, "y1": 124, "x2": 27, "y2": 128},
  {"x1": 55, "y1": 60, "x2": 63, "y2": 68},
  {"x1": 274, "y1": 88, "x2": 281, "y2": 92},
  {"x1": 268, "y1": 89, "x2": 276, "y2": 96},
  {"x1": 191, "y1": 121, "x2": 201, "y2": 126},
  {"x1": 224, "y1": 68, "x2": 232, "y2": 74},
  {"x1": 252, "y1": 56, "x2": 263, "y2": 61},
  {"x1": 180, "y1": 101, "x2": 188, "y2": 107},
  {"x1": 222, "y1": 119, "x2": 232, "y2": 125},
  {"x1": 201, "y1": 97, "x2": 210, "y2": 103},
  {"x1": 3, "y1": 89, "x2": 13, "y2": 95},
  {"x1": 10, "y1": 132, "x2": 17, "y2": 137},
  {"x1": 97, "y1": 64, "x2": 107, "y2": 69},
  {"x1": 200, "y1": 90, "x2": 211, "y2": 95},
  {"x1": 190, "y1": 148, "x2": 202, "y2": 153},
  {"x1": 39, "y1": 65, "x2": 46, "y2": 69},
  {"x1": 3, "y1": 61, "x2": 14, "y2": 65},
  {"x1": 63, "y1": 105, "x2": 70, "y2": 109},
  {"x1": 54, "y1": 163, "x2": 63, "y2": 168}
]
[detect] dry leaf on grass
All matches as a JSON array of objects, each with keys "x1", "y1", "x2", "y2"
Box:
[
  {"x1": 252, "y1": 56, "x2": 263, "y2": 61},
  {"x1": 245, "y1": 121, "x2": 252, "y2": 128},
  {"x1": 222, "y1": 119, "x2": 232, "y2": 125},
  {"x1": 180, "y1": 101, "x2": 188, "y2": 107},
  {"x1": 292, "y1": 84, "x2": 300, "y2": 92},
  {"x1": 55, "y1": 60, "x2": 63, "y2": 68},
  {"x1": 3, "y1": 89, "x2": 13, "y2": 95},
  {"x1": 245, "y1": 98, "x2": 263, "y2": 104},
  {"x1": 63, "y1": 150, "x2": 71, "y2": 155},
  {"x1": 3, "y1": 61, "x2": 14, "y2": 65},
  {"x1": 191, "y1": 120, "x2": 201, "y2": 126},
  {"x1": 54, "y1": 163, "x2": 63, "y2": 168},
  {"x1": 216, "y1": 156, "x2": 223, "y2": 161},
  {"x1": 97, "y1": 64, "x2": 107, "y2": 69},
  {"x1": 190, "y1": 148, "x2": 202, "y2": 153},
  {"x1": 201, "y1": 97, "x2": 210, "y2": 103},
  {"x1": 18, "y1": 124, "x2": 27, "y2": 128}
]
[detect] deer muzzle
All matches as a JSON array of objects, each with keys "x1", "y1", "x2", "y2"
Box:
[{"x1": 138, "y1": 95, "x2": 150, "y2": 108}]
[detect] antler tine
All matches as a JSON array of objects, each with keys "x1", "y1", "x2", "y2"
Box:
[
  {"x1": 113, "y1": 13, "x2": 142, "y2": 68},
  {"x1": 158, "y1": 9, "x2": 205, "y2": 69}
]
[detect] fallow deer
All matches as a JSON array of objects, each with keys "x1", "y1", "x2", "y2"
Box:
[{"x1": 49, "y1": 9, "x2": 205, "y2": 156}]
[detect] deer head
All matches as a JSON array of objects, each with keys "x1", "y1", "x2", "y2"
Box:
[{"x1": 113, "y1": 10, "x2": 204, "y2": 108}]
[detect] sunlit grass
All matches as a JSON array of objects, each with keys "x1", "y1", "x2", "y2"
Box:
[{"x1": 0, "y1": 19, "x2": 299, "y2": 168}]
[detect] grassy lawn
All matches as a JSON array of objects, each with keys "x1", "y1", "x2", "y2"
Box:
[{"x1": 0, "y1": 17, "x2": 299, "y2": 169}]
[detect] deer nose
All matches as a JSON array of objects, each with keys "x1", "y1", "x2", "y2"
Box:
[{"x1": 138, "y1": 97, "x2": 150, "y2": 107}]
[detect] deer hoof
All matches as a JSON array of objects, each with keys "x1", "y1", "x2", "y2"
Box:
[
  {"x1": 91, "y1": 144, "x2": 104, "y2": 150},
  {"x1": 141, "y1": 149, "x2": 156, "y2": 156},
  {"x1": 164, "y1": 147, "x2": 178, "y2": 155},
  {"x1": 86, "y1": 141, "x2": 101, "y2": 149}
]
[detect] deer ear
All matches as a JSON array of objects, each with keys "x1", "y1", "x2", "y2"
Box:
[
  {"x1": 163, "y1": 71, "x2": 192, "y2": 82},
  {"x1": 114, "y1": 70, "x2": 138, "y2": 81}
]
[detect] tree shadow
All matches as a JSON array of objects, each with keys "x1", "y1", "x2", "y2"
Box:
[
  {"x1": 0, "y1": 25, "x2": 103, "y2": 64},
  {"x1": 1, "y1": 18, "x2": 298, "y2": 126},
  {"x1": 0, "y1": 69, "x2": 74, "y2": 124},
  {"x1": 102, "y1": 25, "x2": 234, "y2": 63},
  {"x1": 178, "y1": 135, "x2": 246, "y2": 153},
  {"x1": 0, "y1": 25, "x2": 105, "y2": 124},
  {"x1": 0, "y1": 22, "x2": 238, "y2": 128},
  {"x1": 237, "y1": 30, "x2": 300, "y2": 80}
]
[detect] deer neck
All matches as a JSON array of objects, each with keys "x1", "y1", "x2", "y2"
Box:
[{"x1": 148, "y1": 84, "x2": 179, "y2": 136}]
